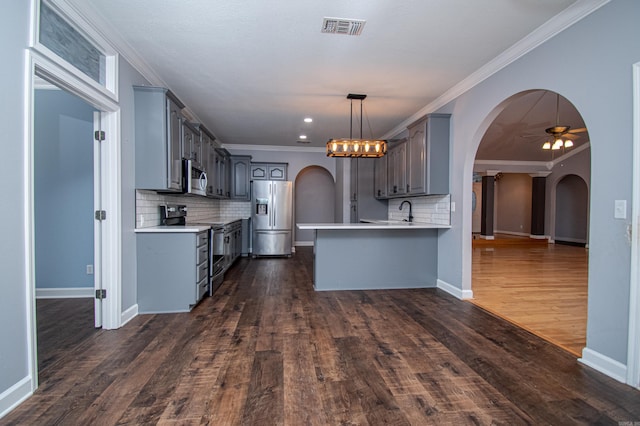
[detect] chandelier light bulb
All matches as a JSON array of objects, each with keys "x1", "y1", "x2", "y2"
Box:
[
  {"x1": 542, "y1": 141, "x2": 551, "y2": 150},
  {"x1": 354, "y1": 142, "x2": 360, "y2": 152},
  {"x1": 332, "y1": 142, "x2": 338, "y2": 152},
  {"x1": 343, "y1": 142, "x2": 348, "y2": 152},
  {"x1": 365, "y1": 142, "x2": 370, "y2": 152},
  {"x1": 564, "y1": 140, "x2": 574, "y2": 148},
  {"x1": 375, "y1": 143, "x2": 381, "y2": 152}
]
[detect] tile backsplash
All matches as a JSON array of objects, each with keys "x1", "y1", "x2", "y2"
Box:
[
  {"x1": 135, "y1": 190, "x2": 253, "y2": 228},
  {"x1": 136, "y1": 190, "x2": 449, "y2": 227},
  {"x1": 387, "y1": 194, "x2": 450, "y2": 225}
]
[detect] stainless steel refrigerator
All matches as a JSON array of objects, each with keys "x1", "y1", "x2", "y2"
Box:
[{"x1": 252, "y1": 180, "x2": 293, "y2": 257}]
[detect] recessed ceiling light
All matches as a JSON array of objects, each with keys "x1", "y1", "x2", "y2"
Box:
[
  {"x1": 304, "y1": 117, "x2": 313, "y2": 123},
  {"x1": 299, "y1": 135, "x2": 307, "y2": 139}
]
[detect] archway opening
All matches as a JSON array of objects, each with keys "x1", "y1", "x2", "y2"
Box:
[
  {"x1": 470, "y1": 89, "x2": 590, "y2": 357},
  {"x1": 294, "y1": 166, "x2": 335, "y2": 247}
]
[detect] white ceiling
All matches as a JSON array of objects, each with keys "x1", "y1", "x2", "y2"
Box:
[{"x1": 67, "y1": 0, "x2": 594, "y2": 161}]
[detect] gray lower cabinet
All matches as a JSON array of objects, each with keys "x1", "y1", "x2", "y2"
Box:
[
  {"x1": 137, "y1": 231, "x2": 209, "y2": 313},
  {"x1": 223, "y1": 220, "x2": 242, "y2": 269}
]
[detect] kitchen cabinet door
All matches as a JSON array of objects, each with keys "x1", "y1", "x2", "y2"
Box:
[
  {"x1": 268, "y1": 164, "x2": 287, "y2": 180},
  {"x1": 134, "y1": 86, "x2": 185, "y2": 192},
  {"x1": 374, "y1": 155, "x2": 387, "y2": 199},
  {"x1": 387, "y1": 141, "x2": 407, "y2": 197},
  {"x1": 407, "y1": 114, "x2": 450, "y2": 195},
  {"x1": 182, "y1": 120, "x2": 200, "y2": 164},
  {"x1": 407, "y1": 118, "x2": 426, "y2": 195},
  {"x1": 251, "y1": 162, "x2": 288, "y2": 181},
  {"x1": 216, "y1": 150, "x2": 229, "y2": 198},
  {"x1": 230, "y1": 155, "x2": 251, "y2": 200}
]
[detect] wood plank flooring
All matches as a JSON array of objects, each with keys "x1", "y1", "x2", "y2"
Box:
[
  {"x1": 4, "y1": 247, "x2": 639, "y2": 425},
  {"x1": 471, "y1": 236, "x2": 588, "y2": 356}
]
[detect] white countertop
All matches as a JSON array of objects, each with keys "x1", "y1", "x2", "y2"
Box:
[
  {"x1": 135, "y1": 217, "x2": 249, "y2": 233},
  {"x1": 297, "y1": 221, "x2": 450, "y2": 230},
  {"x1": 135, "y1": 225, "x2": 213, "y2": 233}
]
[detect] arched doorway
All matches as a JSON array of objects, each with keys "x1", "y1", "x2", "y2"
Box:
[
  {"x1": 471, "y1": 89, "x2": 590, "y2": 356},
  {"x1": 294, "y1": 166, "x2": 335, "y2": 246},
  {"x1": 555, "y1": 174, "x2": 589, "y2": 246}
]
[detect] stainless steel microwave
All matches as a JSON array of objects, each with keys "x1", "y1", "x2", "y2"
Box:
[{"x1": 183, "y1": 159, "x2": 207, "y2": 196}]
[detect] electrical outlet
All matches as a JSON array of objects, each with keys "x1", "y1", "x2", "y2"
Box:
[{"x1": 86, "y1": 264, "x2": 94, "y2": 275}]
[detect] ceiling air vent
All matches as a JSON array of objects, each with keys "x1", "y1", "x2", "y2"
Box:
[{"x1": 321, "y1": 17, "x2": 366, "y2": 36}]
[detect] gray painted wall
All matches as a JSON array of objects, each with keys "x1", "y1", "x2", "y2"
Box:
[
  {"x1": 0, "y1": 0, "x2": 32, "y2": 409},
  {"x1": 495, "y1": 173, "x2": 532, "y2": 235},
  {"x1": 34, "y1": 89, "x2": 96, "y2": 289},
  {"x1": 437, "y1": 0, "x2": 639, "y2": 364},
  {"x1": 294, "y1": 166, "x2": 335, "y2": 242},
  {"x1": 118, "y1": 61, "x2": 151, "y2": 312}
]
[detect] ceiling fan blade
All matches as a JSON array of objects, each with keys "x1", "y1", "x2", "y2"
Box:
[
  {"x1": 564, "y1": 133, "x2": 581, "y2": 140},
  {"x1": 568, "y1": 127, "x2": 587, "y2": 134}
]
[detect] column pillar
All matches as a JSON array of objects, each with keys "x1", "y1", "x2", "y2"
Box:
[
  {"x1": 480, "y1": 170, "x2": 499, "y2": 240},
  {"x1": 529, "y1": 172, "x2": 552, "y2": 239}
]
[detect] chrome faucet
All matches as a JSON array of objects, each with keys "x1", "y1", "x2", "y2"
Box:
[{"x1": 399, "y1": 200, "x2": 413, "y2": 222}]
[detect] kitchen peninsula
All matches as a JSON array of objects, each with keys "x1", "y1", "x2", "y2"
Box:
[{"x1": 297, "y1": 221, "x2": 450, "y2": 291}]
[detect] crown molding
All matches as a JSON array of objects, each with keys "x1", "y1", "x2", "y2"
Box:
[
  {"x1": 382, "y1": 0, "x2": 611, "y2": 139},
  {"x1": 224, "y1": 143, "x2": 327, "y2": 154}
]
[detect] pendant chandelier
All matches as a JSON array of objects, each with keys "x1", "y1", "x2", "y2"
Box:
[{"x1": 326, "y1": 94, "x2": 387, "y2": 158}]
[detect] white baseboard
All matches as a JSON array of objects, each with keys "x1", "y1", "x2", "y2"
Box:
[
  {"x1": 121, "y1": 303, "x2": 138, "y2": 327},
  {"x1": 555, "y1": 236, "x2": 588, "y2": 244},
  {"x1": 0, "y1": 376, "x2": 32, "y2": 420},
  {"x1": 529, "y1": 234, "x2": 550, "y2": 240},
  {"x1": 495, "y1": 230, "x2": 529, "y2": 237},
  {"x1": 36, "y1": 287, "x2": 94, "y2": 299},
  {"x1": 579, "y1": 347, "x2": 627, "y2": 383},
  {"x1": 437, "y1": 279, "x2": 473, "y2": 300},
  {"x1": 478, "y1": 235, "x2": 494, "y2": 240},
  {"x1": 295, "y1": 241, "x2": 314, "y2": 247}
]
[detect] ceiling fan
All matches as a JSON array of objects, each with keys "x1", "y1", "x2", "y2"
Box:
[{"x1": 537, "y1": 92, "x2": 587, "y2": 150}]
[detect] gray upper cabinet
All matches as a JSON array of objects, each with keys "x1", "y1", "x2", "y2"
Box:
[
  {"x1": 352, "y1": 158, "x2": 388, "y2": 222},
  {"x1": 374, "y1": 155, "x2": 388, "y2": 199},
  {"x1": 230, "y1": 155, "x2": 252, "y2": 200},
  {"x1": 250, "y1": 162, "x2": 288, "y2": 181},
  {"x1": 134, "y1": 86, "x2": 185, "y2": 192},
  {"x1": 387, "y1": 140, "x2": 407, "y2": 197},
  {"x1": 215, "y1": 149, "x2": 230, "y2": 198},
  {"x1": 181, "y1": 120, "x2": 201, "y2": 165},
  {"x1": 407, "y1": 114, "x2": 450, "y2": 195}
]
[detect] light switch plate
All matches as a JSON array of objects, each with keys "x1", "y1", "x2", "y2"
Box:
[{"x1": 614, "y1": 200, "x2": 627, "y2": 219}]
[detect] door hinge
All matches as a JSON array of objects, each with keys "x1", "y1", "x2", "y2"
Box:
[
  {"x1": 95, "y1": 210, "x2": 106, "y2": 221},
  {"x1": 95, "y1": 289, "x2": 107, "y2": 300},
  {"x1": 94, "y1": 130, "x2": 106, "y2": 141}
]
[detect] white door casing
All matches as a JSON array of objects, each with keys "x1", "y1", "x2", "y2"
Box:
[{"x1": 628, "y1": 61, "x2": 640, "y2": 389}]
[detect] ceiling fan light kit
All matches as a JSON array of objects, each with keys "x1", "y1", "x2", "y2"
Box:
[
  {"x1": 540, "y1": 93, "x2": 585, "y2": 152},
  {"x1": 327, "y1": 94, "x2": 387, "y2": 158}
]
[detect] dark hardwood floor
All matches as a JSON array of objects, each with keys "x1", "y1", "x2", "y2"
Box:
[{"x1": 4, "y1": 247, "x2": 640, "y2": 425}]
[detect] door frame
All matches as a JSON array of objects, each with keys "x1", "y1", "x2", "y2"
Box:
[
  {"x1": 25, "y1": 50, "x2": 122, "y2": 392},
  {"x1": 628, "y1": 61, "x2": 640, "y2": 388}
]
